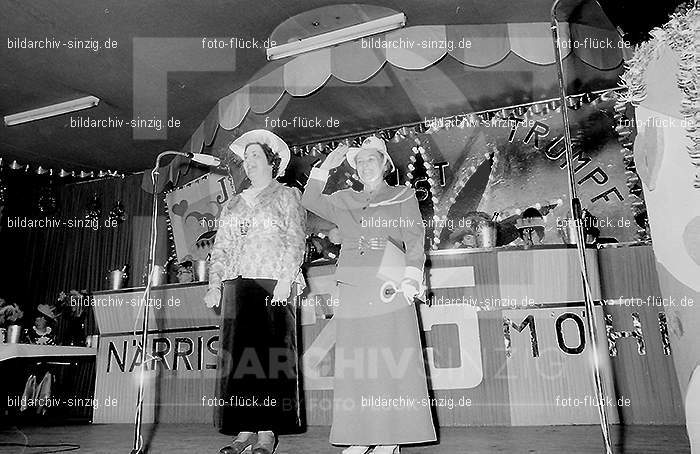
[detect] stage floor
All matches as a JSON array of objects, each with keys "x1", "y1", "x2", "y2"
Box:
[{"x1": 0, "y1": 424, "x2": 689, "y2": 453}]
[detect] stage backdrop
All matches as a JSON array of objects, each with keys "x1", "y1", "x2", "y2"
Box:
[
  {"x1": 408, "y1": 96, "x2": 638, "y2": 247},
  {"x1": 475, "y1": 97, "x2": 636, "y2": 243},
  {"x1": 288, "y1": 96, "x2": 638, "y2": 248}
]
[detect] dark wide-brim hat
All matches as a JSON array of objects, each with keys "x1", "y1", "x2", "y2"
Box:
[{"x1": 228, "y1": 129, "x2": 290, "y2": 177}]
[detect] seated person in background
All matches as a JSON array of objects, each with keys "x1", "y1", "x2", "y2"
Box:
[
  {"x1": 515, "y1": 207, "x2": 546, "y2": 246},
  {"x1": 28, "y1": 304, "x2": 56, "y2": 345}
]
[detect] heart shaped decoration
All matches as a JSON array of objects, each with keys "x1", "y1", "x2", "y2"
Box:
[{"x1": 171, "y1": 200, "x2": 189, "y2": 217}]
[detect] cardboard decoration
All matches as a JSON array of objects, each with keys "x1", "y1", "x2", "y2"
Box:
[
  {"x1": 618, "y1": 8, "x2": 700, "y2": 450},
  {"x1": 165, "y1": 172, "x2": 235, "y2": 262}
]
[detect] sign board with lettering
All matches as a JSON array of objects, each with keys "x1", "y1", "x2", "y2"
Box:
[{"x1": 91, "y1": 246, "x2": 684, "y2": 425}]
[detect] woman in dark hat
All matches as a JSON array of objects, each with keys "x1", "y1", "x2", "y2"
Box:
[
  {"x1": 204, "y1": 129, "x2": 306, "y2": 454},
  {"x1": 28, "y1": 304, "x2": 56, "y2": 345}
]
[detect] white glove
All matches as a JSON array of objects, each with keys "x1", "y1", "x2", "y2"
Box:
[
  {"x1": 400, "y1": 279, "x2": 420, "y2": 305},
  {"x1": 319, "y1": 144, "x2": 350, "y2": 170},
  {"x1": 272, "y1": 280, "x2": 291, "y2": 303},
  {"x1": 204, "y1": 288, "x2": 221, "y2": 308}
]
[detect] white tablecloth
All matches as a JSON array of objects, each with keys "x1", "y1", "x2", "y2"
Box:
[{"x1": 0, "y1": 344, "x2": 96, "y2": 362}]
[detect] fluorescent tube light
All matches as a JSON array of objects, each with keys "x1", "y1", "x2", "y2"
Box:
[
  {"x1": 266, "y1": 12, "x2": 406, "y2": 61},
  {"x1": 4, "y1": 95, "x2": 100, "y2": 126}
]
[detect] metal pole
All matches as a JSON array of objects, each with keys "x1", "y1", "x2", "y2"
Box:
[
  {"x1": 550, "y1": 1, "x2": 614, "y2": 453},
  {"x1": 131, "y1": 151, "x2": 187, "y2": 453}
]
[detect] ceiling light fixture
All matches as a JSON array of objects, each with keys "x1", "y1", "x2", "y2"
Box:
[
  {"x1": 4, "y1": 95, "x2": 100, "y2": 126},
  {"x1": 266, "y1": 12, "x2": 406, "y2": 61}
]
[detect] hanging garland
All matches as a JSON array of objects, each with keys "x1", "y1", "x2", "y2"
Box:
[
  {"x1": 401, "y1": 128, "x2": 437, "y2": 245},
  {"x1": 108, "y1": 201, "x2": 126, "y2": 225},
  {"x1": 37, "y1": 185, "x2": 59, "y2": 216},
  {"x1": 0, "y1": 175, "x2": 7, "y2": 206},
  {"x1": 612, "y1": 96, "x2": 651, "y2": 241},
  {"x1": 164, "y1": 195, "x2": 178, "y2": 266},
  {"x1": 413, "y1": 133, "x2": 442, "y2": 200},
  {"x1": 85, "y1": 193, "x2": 102, "y2": 222},
  {"x1": 0, "y1": 157, "x2": 125, "y2": 180},
  {"x1": 289, "y1": 88, "x2": 621, "y2": 158}
]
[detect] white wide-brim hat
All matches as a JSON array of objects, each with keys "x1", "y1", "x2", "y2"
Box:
[
  {"x1": 346, "y1": 136, "x2": 395, "y2": 171},
  {"x1": 228, "y1": 129, "x2": 291, "y2": 177}
]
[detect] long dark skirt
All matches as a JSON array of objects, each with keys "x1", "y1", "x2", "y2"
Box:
[{"x1": 216, "y1": 277, "x2": 302, "y2": 434}]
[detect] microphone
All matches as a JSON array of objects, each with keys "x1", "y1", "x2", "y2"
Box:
[{"x1": 187, "y1": 153, "x2": 221, "y2": 167}]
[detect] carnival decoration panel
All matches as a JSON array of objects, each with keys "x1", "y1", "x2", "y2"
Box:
[{"x1": 165, "y1": 172, "x2": 235, "y2": 262}]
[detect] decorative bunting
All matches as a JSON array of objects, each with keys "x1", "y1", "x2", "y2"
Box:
[
  {"x1": 37, "y1": 186, "x2": 59, "y2": 216},
  {"x1": 0, "y1": 156, "x2": 125, "y2": 180},
  {"x1": 108, "y1": 201, "x2": 126, "y2": 225},
  {"x1": 85, "y1": 193, "x2": 102, "y2": 222},
  {"x1": 613, "y1": 99, "x2": 651, "y2": 241},
  {"x1": 0, "y1": 177, "x2": 6, "y2": 205},
  {"x1": 290, "y1": 89, "x2": 623, "y2": 165}
]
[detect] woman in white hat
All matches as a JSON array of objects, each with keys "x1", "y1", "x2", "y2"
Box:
[
  {"x1": 204, "y1": 129, "x2": 306, "y2": 454},
  {"x1": 302, "y1": 137, "x2": 436, "y2": 454}
]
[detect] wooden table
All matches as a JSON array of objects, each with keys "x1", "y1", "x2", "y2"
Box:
[
  {"x1": 0, "y1": 344, "x2": 97, "y2": 423},
  {"x1": 0, "y1": 344, "x2": 96, "y2": 362}
]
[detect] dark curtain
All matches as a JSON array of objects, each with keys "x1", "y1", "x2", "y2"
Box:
[{"x1": 0, "y1": 172, "x2": 169, "y2": 332}]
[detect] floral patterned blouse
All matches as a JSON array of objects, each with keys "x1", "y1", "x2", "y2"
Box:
[
  {"x1": 28, "y1": 326, "x2": 55, "y2": 345},
  {"x1": 208, "y1": 180, "x2": 306, "y2": 290}
]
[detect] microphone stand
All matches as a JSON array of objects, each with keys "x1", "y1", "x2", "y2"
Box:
[
  {"x1": 130, "y1": 150, "x2": 190, "y2": 454},
  {"x1": 551, "y1": 1, "x2": 613, "y2": 453}
]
